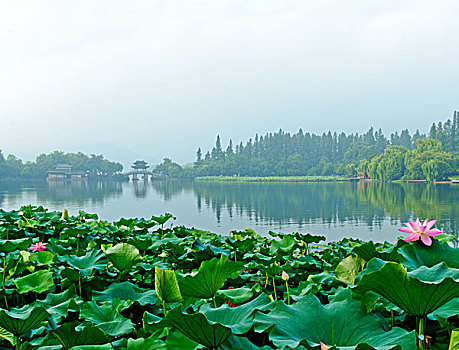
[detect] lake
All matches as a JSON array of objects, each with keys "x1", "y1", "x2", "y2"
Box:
[{"x1": 0, "y1": 180, "x2": 457, "y2": 242}]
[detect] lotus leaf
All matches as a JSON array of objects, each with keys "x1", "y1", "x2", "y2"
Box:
[
  {"x1": 355, "y1": 259, "x2": 459, "y2": 317},
  {"x1": 449, "y1": 329, "x2": 459, "y2": 350},
  {"x1": 30, "y1": 251, "x2": 55, "y2": 265},
  {"x1": 178, "y1": 255, "x2": 243, "y2": 298},
  {"x1": 334, "y1": 255, "x2": 366, "y2": 285},
  {"x1": 201, "y1": 293, "x2": 273, "y2": 334},
  {"x1": 105, "y1": 243, "x2": 141, "y2": 272},
  {"x1": 399, "y1": 240, "x2": 459, "y2": 270},
  {"x1": 81, "y1": 300, "x2": 134, "y2": 337},
  {"x1": 0, "y1": 238, "x2": 33, "y2": 253},
  {"x1": 156, "y1": 304, "x2": 232, "y2": 349},
  {"x1": 151, "y1": 213, "x2": 175, "y2": 226},
  {"x1": 0, "y1": 305, "x2": 49, "y2": 337},
  {"x1": 49, "y1": 322, "x2": 110, "y2": 348},
  {"x1": 92, "y1": 282, "x2": 157, "y2": 306},
  {"x1": 0, "y1": 326, "x2": 14, "y2": 346},
  {"x1": 155, "y1": 266, "x2": 182, "y2": 304},
  {"x1": 254, "y1": 290, "x2": 416, "y2": 349},
  {"x1": 61, "y1": 249, "x2": 107, "y2": 276},
  {"x1": 215, "y1": 284, "x2": 261, "y2": 304},
  {"x1": 352, "y1": 240, "x2": 405, "y2": 263},
  {"x1": 14, "y1": 269, "x2": 54, "y2": 294}
]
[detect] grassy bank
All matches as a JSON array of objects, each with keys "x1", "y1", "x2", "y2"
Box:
[{"x1": 195, "y1": 175, "x2": 350, "y2": 182}]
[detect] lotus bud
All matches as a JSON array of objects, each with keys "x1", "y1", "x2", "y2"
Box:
[{"x1": 282, "y1": 270, "x2": 289, "y2": 281}]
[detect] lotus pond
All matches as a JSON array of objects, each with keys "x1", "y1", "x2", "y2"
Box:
[{"x1": 0, "y1": 206, "x2": 458, "y2": 349}]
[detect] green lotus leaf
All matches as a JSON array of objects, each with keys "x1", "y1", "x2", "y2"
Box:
[
  {"x1": 0, "y1": 238, "x2": 33, "y2": 253},
  {"x1": 92, "y1": 282, "x2": 157, "y2": 306},
  {"x1": 215, "y1": 284, "x2": 261, "y2": 304},
  {"x1": 352, "y1": 240, "x2": 405, "y2": 263},
  {"x1": 269, "y1": 235, "x2": 297, "y2": 254},
  {"x1": 155, "y1": 266, "x2": 182, "y2": 304},
  {"x1": 151, "y1": 213, "x2": 175, "y2": 226},
  {"x1": 14, "y1": 269, "x2": 54, "y2": 294},
  {"x1": 36, "y1": 289, "x2": 81, "y2": 323},
  {"x1": 221, "y1": 334, "x2": 273, "y2": 350},
  {"x1": 81, "y1": 300, "x2": 134, "y2": 337},
  {"x1": 69, "y1": 345, "x2": 114, "y2": 350},
  {"x1": 127, "y1": 235, "x2": 153, "y2": 251},
  {"x1": 49, "y1": 322, "x2": 110, "y2": 348},
  {"x1": 200, "y1": 293, "x2": 273, "y2": 334},
  {"x1": 29, "y1": 251, "x2": 55, "y2": 265},
  {"x1": 449, "y1": 329, "x2": 459, "y2": 350},
  {"x1": 254, "y1": 289, "x2": 416, "y2": 349},
  {"x1": 335, "y1": 255, "x2": 366, "y2": 285},
  {"x1": 354, "y1": 259, "x2": 459, "y2": 317},
  {"x1": 178, "y1": 255, "x2": 243, "y2": 299},
  {"x1": 105, "y1": 243, "x2": 141, "y2": 272},
  {"x1": 399, "y1": 240, "x2": 459, "y2": 270},
  {"x1": 157, "y1": 304, "x2": 232, "y2": 349},
  {"x1": 126, "y1": 335, "x2": 167, "y2": 349},
  {"x1": 164, "y1": 330, "x2": 200, "y2": 350},
  {"x1": 427, "y1": 297, "x2": 459, "y2": 321},
  {"x1": 61, "y1": 249, "x2": 107, "y2": 276},
  {"x1": 0, "y1": 326, "x2": 14, "y2": 347},
  {"x1": 0, "y1": 305, "x2": 49, "y2": 336},
  {"x1": 292, "y1": 232, "x2": 326, "y2": 244}
]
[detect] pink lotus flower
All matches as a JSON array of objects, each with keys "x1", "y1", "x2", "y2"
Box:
[
  {"x1": 398, "y1": 218, "x2": 442, "y2": 246},
  {"x1": 29, "y1": 242, "x2": 48, "y2": 252},
  {"x1": 320, "y1": 342, "x2": 330, "y2": 350}
]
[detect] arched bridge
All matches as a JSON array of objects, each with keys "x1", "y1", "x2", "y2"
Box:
[{"x1": 122, "y1": 170, "x2": 161, "y2": 181}]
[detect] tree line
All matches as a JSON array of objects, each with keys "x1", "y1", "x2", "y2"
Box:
[
  {"x1": 0, "y1": 151, "x2": 123, "y2": 179},
  {"x1": 153, "y1": 112, "x2": 458, "y2": 181}
]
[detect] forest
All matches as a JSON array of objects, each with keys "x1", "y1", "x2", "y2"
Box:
[
  {"x1": 0, "y1": 151, "x2": 123, "y2": 179},
  {"x1": 185, "y1": 113, "x2": 459, "y2": 181}
]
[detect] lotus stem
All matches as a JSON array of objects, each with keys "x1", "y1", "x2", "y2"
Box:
[
  {"x1": 417, "y1": 316, "x2": 426, "y2": 349},
  {"x1": 285, "y1": 281, "x2": 290, "y2": 305},
  {"x1": 78, "y1": 273, "x2": 82, "y2": 297},
  {"x1": 234, "y1": 250, "x2": 237, "y2": 262},
  {"x1": 264, "y1": 271, "x2": 268, "y2": 288},
  {"x1": 272, "y1": 277, "x2": 277, "y2": 301},
  {"x1": 15, "y1": 335, "x2": 20, "y2": 350},
  {"x1": 213, "y1": 296, "x2": 217, "y2": 308},
  {"x1": 163, "y1": 300, "x2": 167, "y2": 316},
  {"x1": 2, "y1": 256, "x2": 8, "y2": 309},
  {"x1": 390, "y1": 310, "x2": 394, "y2": 328}
]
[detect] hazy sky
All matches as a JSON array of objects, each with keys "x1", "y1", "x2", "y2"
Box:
[{"x1": 1, "y1": 1, "x2": 458, "y2": 165}]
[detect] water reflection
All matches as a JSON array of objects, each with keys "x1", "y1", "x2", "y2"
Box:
[
  {"x1": 150, "y1": 180, "x2": 458, "y2": 235},
  {"x1": 0, "y1": 180, "x2": 457, "y2": 239}
]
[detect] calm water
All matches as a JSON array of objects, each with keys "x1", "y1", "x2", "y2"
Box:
[{"x1": 0, "y1": 180, "x2": 457, "y2": 242}]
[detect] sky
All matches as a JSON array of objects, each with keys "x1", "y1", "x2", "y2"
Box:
[{"x1": 1, "y1": 0, "x2": 458, "y2": 166}]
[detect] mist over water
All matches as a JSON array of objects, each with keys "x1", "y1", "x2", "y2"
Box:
[{"x1": 0, "y1": 180, "x2": 457, "y2": 242}]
